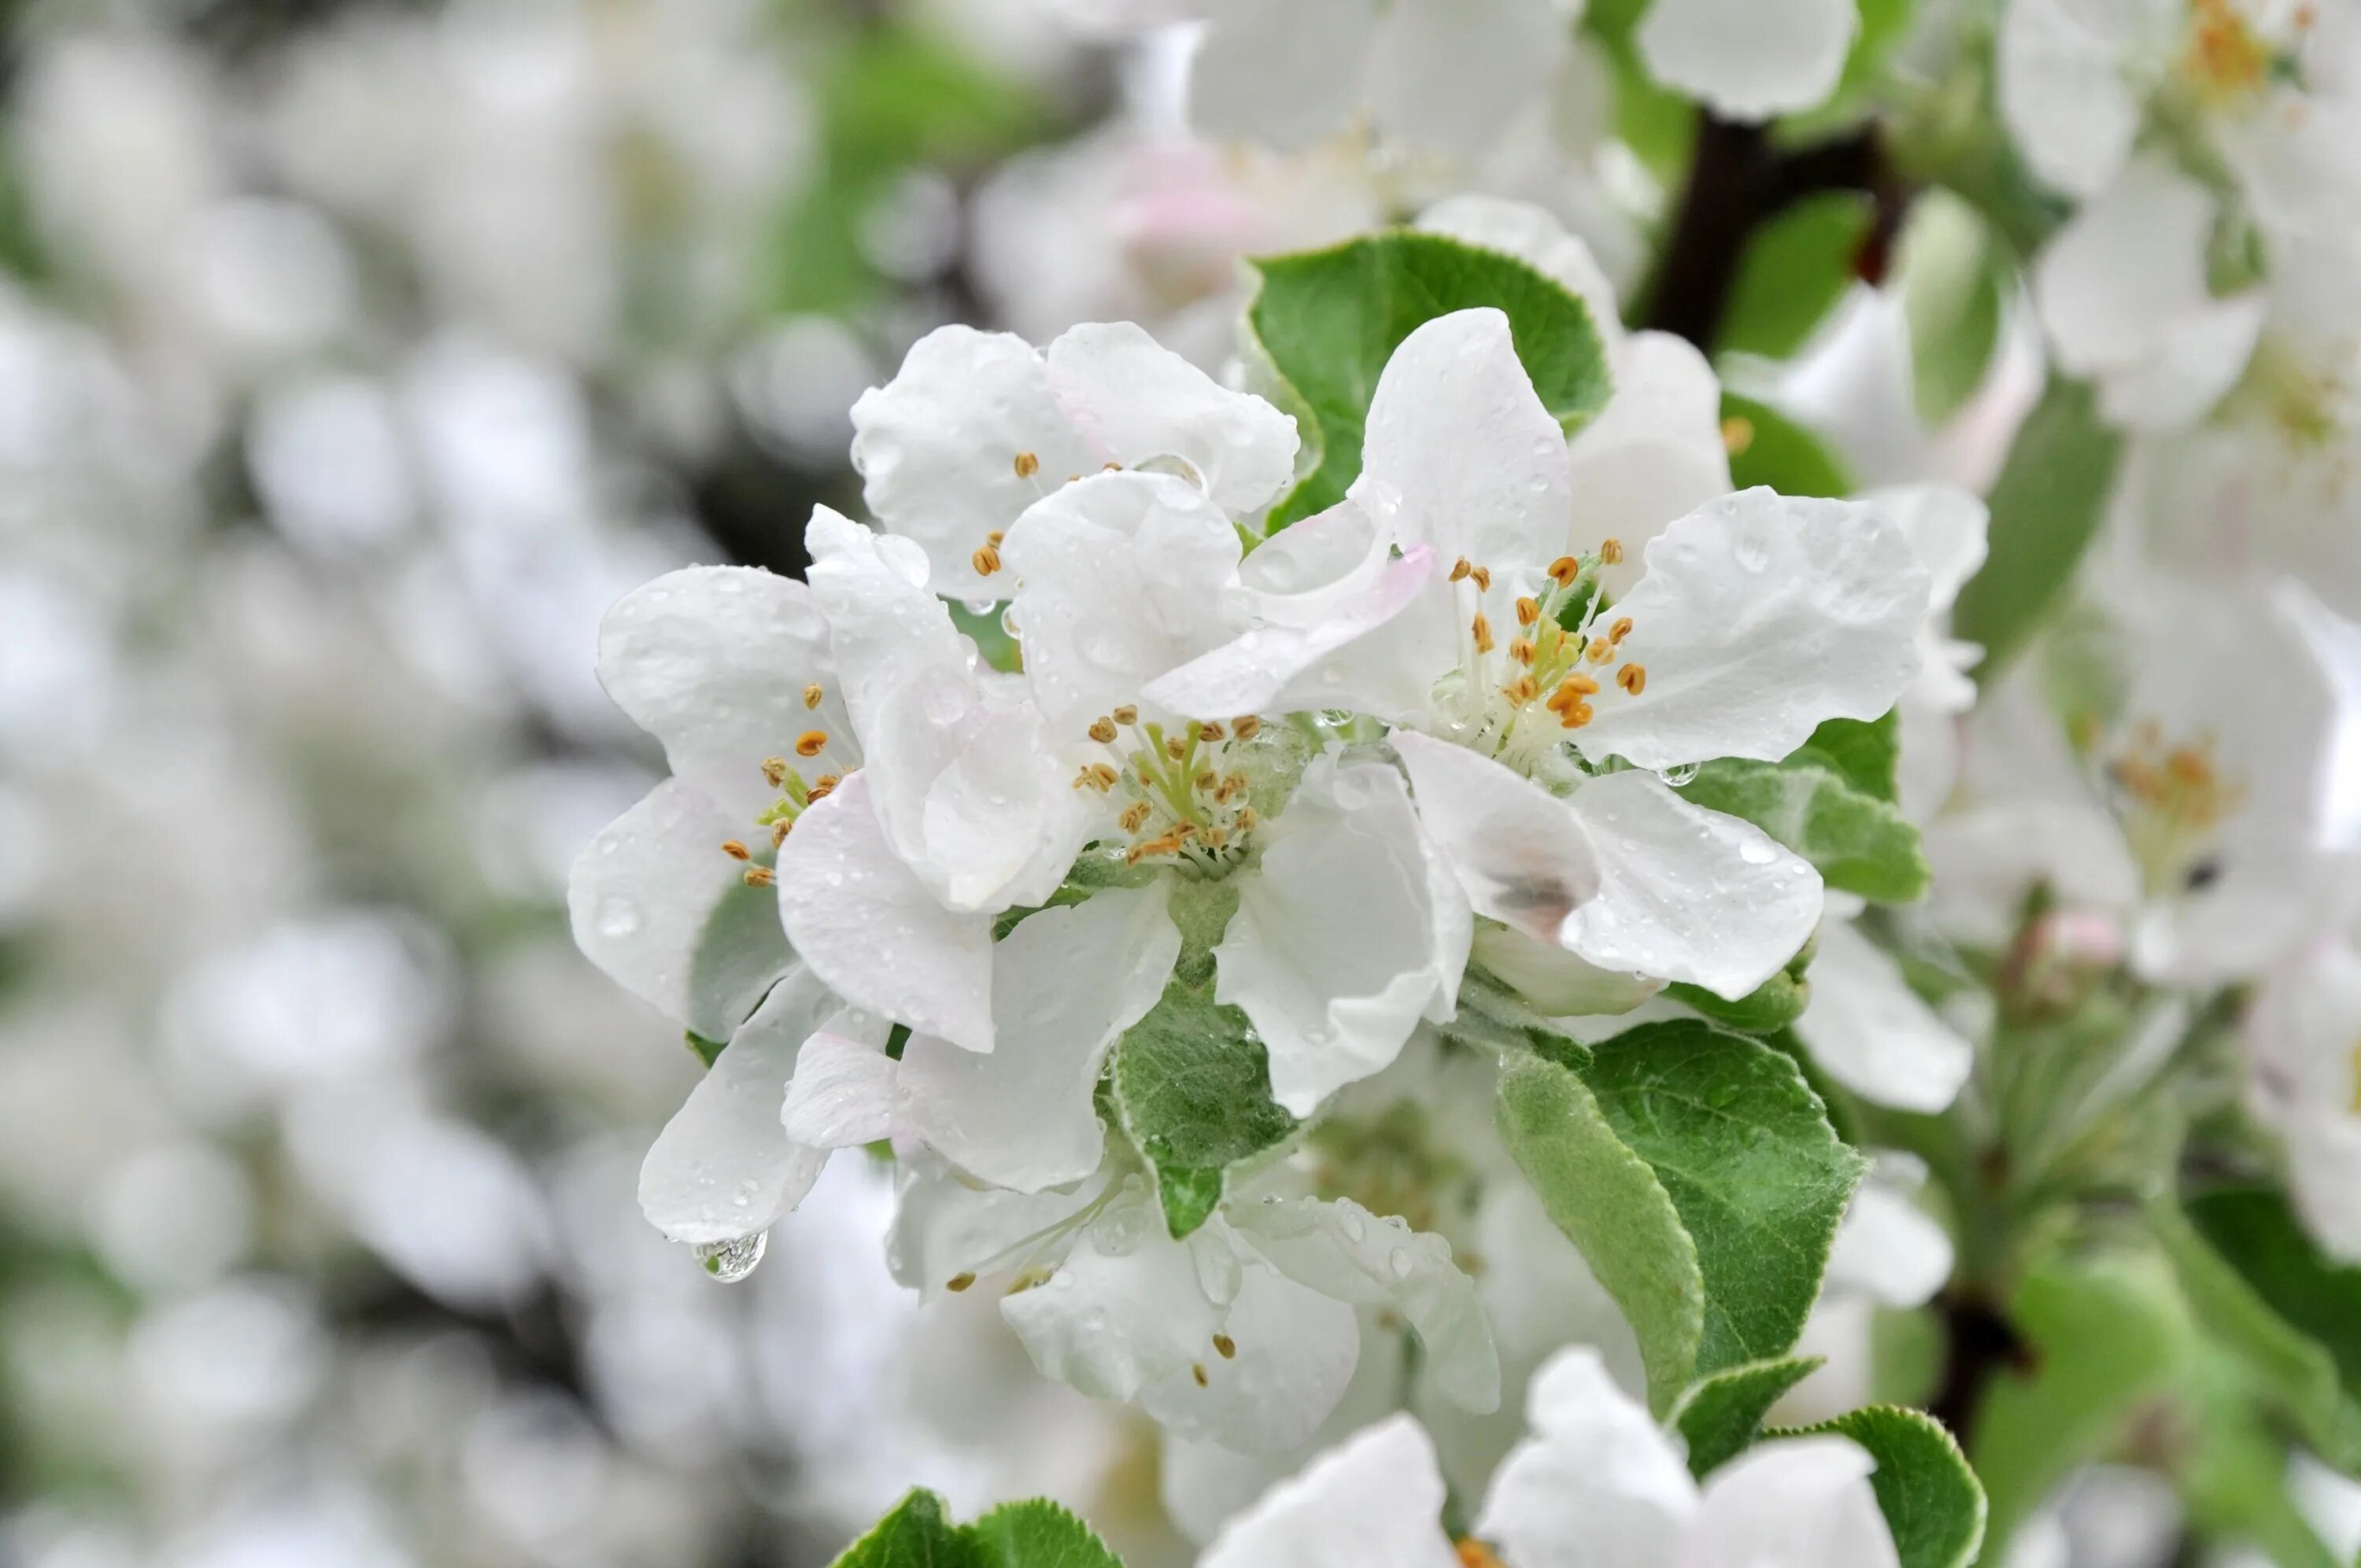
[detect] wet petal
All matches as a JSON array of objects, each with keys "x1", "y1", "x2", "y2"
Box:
[
  {"x1": 595, "y1": 566, "x2": 844, "y2": 821},
  {"x1": 1200, "y1": 1415, "x2": 1460, "y2": 1568},
  {"x1": 1046, "y1": 321, "x2": 1299, "y2": 516},
  {"x1": 1215, "y1": 752, "x2": 1472, "y2": 1112},
  {"x1": 1476, "y1": 1345, "x2": 1698, "y2": 1568},
  {"x1": 1576, "y1": 489, "x2": 1929, "y2": 771},
  {"x1": 1141, "y1": 1257, "x2": 1364, "y2": 1455},
  {"x1": 885, "y1": 1148, "x2": 1102, "y2": 1301},
  {"x1": 849, "y1": 325, "x2": 1095, "y2": 600},
  {"x1": 1688, "y1": 1436, "x2": 1899, "y2": 1568},
  {"x1": 778, "y1": 1031, "x2": 904, "y2": 1148},
  {"x1": 1795, "y1": 917, "x2": 1975, "y2": 1112},
  {"x1": 567, "y1": 779, "x2": 792, "y2": 1041},
  {"x1": 1002, "y1": 1192, "x2": 1225, "y2": 1404},
  {"x1": 1390, "y1": 730, "x2": 1608, "y2": 949},
  {"x1": 1565, "y1": 332, "x2": 1731, "y2": 597},
  {"x1": 1637, "y1": 0, "x2": 1857, "y2": 119},
  {"x1": 774, "y1": 773, "x2": 995, "y2": 1052},
  {"x1": 1417, "y1": 195, "x2": 1626, "y2": 351}
]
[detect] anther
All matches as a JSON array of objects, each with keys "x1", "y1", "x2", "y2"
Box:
[
  {"x1": 1547, "y1": 555, "x2": 1581, "y2": 586},
  {"x1": 1213, "y1": 1333, "x2": 1236, "y2": 1359},
  {"x1": 1509, "y1": 637, "x2": 1536, "y2": 666},
  {"x1": 1469, "y1": 565, "x2": 1492, "y2": 592},
  {"x1": 762, "y1": 757, "x2": 789, "y2": 787},
  {"x1": 1236, "y1": 806, "x2": 1259, "y2": 832},
  {"x1": 1231, "y1": 714, "x2": 1261, "y2": 740},
  {"x1": 1471, "y1": 613, "x2": 1495, "y2": 655},
  {"x1": 1720, "y1": 415, "x2": 1755, "y2": 456},
  {"x1": 1503, "y1": 674, "x2": 1539, "y2": 703},
  {"x1": 1609, "y1": 616, "x2": 1634, "y2": 644},
  {"x1": 1089, "y1": 763, "x2": 1119, "y2": 791},
  {"x1": 971, "y1": 543, "x2": 1003, "y2": 577},
  {"x1": 1119, "y1": 802, "x2": 1152, "y2": 832},
  {"x1": 1103, "y1": 460, "x2": 1122, "y2": 471},
  {"x1": 1617, "y1": 663, "x2": 1647, "y2": 695},
  {"x1": 720, "y1": 839, "x2": 752, "y2": 861},
  {"x1": 1516, "y1": 596, "x2": 1541, "y2": 626},
  {"x1": 1166, "y1": 736, "x2": 1188, "y2": 761},
  {"x1": 1112, "y1": 704, "x2": 1139, "y2": 725},
  {"x1": 1195, "y1": 771, "x2": 1218, "y2": 790},
  {"x1": 1457, "y1": 1541, "x2": 1507, "y2": 1568},
  {"x1": 1192, "y1": 1363, "x2": 1209, "y2": 1388},
  {"x1": 771, "y1": 821, "x2": 793, "y2": 847},
  {"x1": 742, "y1": 865, "x2": 776, "y2": 887},
  {"x1": 1599, "y1": 537, "x2": 1624, "y2": 565},
  {"x1": 985, "y1": 529, "x2": 1004, "y2": 546},
  {"x1": 796, "y1": 730, "x2": 829, "y2": 758},
  {"x1": 1197, "y1": 719, "x2": 1226, "y2": 742},
  {"x1": 1450, "y1": 557, "x2": 1472, "y2": 582},
  {"x1": 1560, "y1": 702, "x2": 1594, "y2": 729},
  {"x1": 1201, "y1": 825, "x2": 1228, "y2": 848},
  {"x1": 1013, "y1": 451, "x2": 1040, "y2": 478},
  {"x1": 947, "y1": 1271, "x2": 977, "y2": 1292},
  {"x1": 802, "y1": 684, "x2": 823, "y2": 710},
  {"x1": 1586, "y1": 638, "x2": 1615, "y2": 665},
  {"x1": 807, "y1": 775, "x2": 839, "y2": 802},
  {"x1": 1088, "y1": 717, "x2": 1118, "y2": 743}
]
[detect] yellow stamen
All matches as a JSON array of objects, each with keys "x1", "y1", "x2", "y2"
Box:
[
  {"x1": 742, "y1": 865, "x2": 775, "y2": 888},
  {"x1": 796, "y1": 730, "x2": 829, "y2": 758},
  {"x1": 1450, "y1": 557, "x2": 1472, "y2": 583},
  {"x1": 1119, "y1": 802, "x2": 1152, "y2": 832},
  {"x1": 1471, "y1": 614, "x2": 1495, "y2": 655},
  {"x1": 971, "y1": 543, "x2": 1003, "y2": 577},
  {"x1": 1509, "y1": 637, "x2": 1536, "y2": 666},
  {"x1": 1720, "y1": 416, "x2": 1755, "y2": 456},
  {"x1": 1192, "y1": 1363, "x2": 1209, "y2": 1388},
  {"x1": 1457, "y1": 1541, "x2": 1507, "y2": 1568},
  {"x1": 1599, "y1": 537, "x2": 1624, "y2": 565},
  {"x1": 1546, "y1": 555, "x2": 1581, "y2": 586},
  {"x1": 1013, "y1": 451, "x2": 1040, "y2": 478},
  {"x1": 1213, "y1": 1333, "x2": 1236, "y2": 1360},
  {"x1": 1112, "y1": 704, "x2": 1140, "y2": 726},
  {"x1": 1198, "y1": 719, "x2": 1226, "y2": 742},
  {"x1": 1089, "y1": 717, "x2": 1118, "y2": 743},
  {"x1": 1515, "y1": 596, "x2": 1541, "y2": 627},
  {"x1": 1561, "y1": 701, "x2": 1594, "y2": 729},
  {"x1": 1236, "y1": 806, "x2": 1259, "y2": 832},
  {"x1": 720, "y1": 839, "x2": 752, "y2": 861},
  {"x1": 762, "y1": 757, "x2": 789, "y2": 787},
  {"x1": 803, "y1": 684, "x2": 823, "y2": 710},
  {"x1": 948, "y1": 1271, "x2": 977, "y2": 1292},
  {"x1": 1231, "y1": 714, "x2": 1261, "y2": 740},
  {"x1": 807, "y1": 775, "x2": 839, "y2": 802},
  {"x1": 1609, "y1": 616, "x2": 1635, "y2": 644},
  {"x1": 1617, "y1": 662, "x2": 1647, "y2": 695},
  {"x1": 1469, "y1": 565, "x2": 1492, "y2": 592},
  {"x1": 771, "y1": 821, "x2": 792, "y2": 847},
  {"x1": 1586, "y1": 638, "x2": 1615, "y2": 665}
]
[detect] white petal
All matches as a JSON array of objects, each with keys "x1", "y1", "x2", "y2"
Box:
[
  {"x1": 1190, "y1": 0, "x2": 1381, "y2": 153},
  {"x1": 568, "y1": 779, "x2": 792, "y2": 1040},
  {"x1": 779, "y1": 1031, "x2": 904, "y2": 1148},
  {"x1": 1002, "y1": 1194, "x2": 1225, "y2": 1403},
  {"x1": 849, "y1": 325, "x2": 1095, "y2": 600},
  {"x1": 1417, "y1": 196, "x2": 1626, "y2": 352},
  {"x1": 1577, "y1": 490, "x2": 1930, "y2": 771},
  {"x1": 1214, "y1": 753, "x2": 1472, "y2": 1112},
  {"x1": 1476, "y1": 1345, "x2": 1698, "y2": 1568},
  {"x1": 807, "y1": 507, "x2": 1087, "y2": 913},
  {"x1": 1362, "y1": 0, "x2": 1570, "y2": 159},
  {"x1": 1561, "y1": 769, "x2": 1825, "y2": 1001},
  {"x1": 1238, "y1": 497, "x2": 1395, "y2": 625},
  {"x1": 1350, "y1": 308, "x2": 1575, "y2": 577},
  {"x1": 1472, "y1": 922, "x2": 1666, "y2": 1016},
  {"x1": 1003, "y1": 470, "x2": 1247, "y2": 736},
  {"x1": 1146, "y1": 547, "x2": 1450, "y2": 725},
  {"x1": 1142, "y1": 1257, "x2": 1364, "y2": 1454},
  {"x1": 1233, "y1": 1196, "x2": 1499, "y2": 1413},
  {"x1": 1391, "y1": 730, "x2": 1612, "y2": 948},
  {"x1": 1046, "y1": 321, "x2": 1299, "y2": 516},
  {"x1": 1825, "y1": 1164, "x2": 1954, "y2": 1308},
  {"x1": 885, "y1": 1148, "x2": 1102, "y2": 1300},
  {"x1": 1565, "y1": 332, "x2": 1732, "y2": 597},
  {"x1": 774, "y1": 773, "x2": 995, "y2": 1052},
  {"x1": 1637, "y1": 0, "x2": 1858, "y2": 119},
  {"x1": 1997, "y1": 0, "x2": 2163, "y2": 198},
  {"x1": 1689, "y1": 1437, "x2": 1900, "y2": 1568},
  {"x1": 1864, "y1": 484, "x2": 1990, "y2": 617},
  {"x1": 1795, "y1": 917, "x2": 1975, "y2": 1112},
  {"x1": 596, "y1": 566, "x2": 844, "y2": 821},
  {"x1": 1201, "y1": 1415, "x2": 1460, "y2": 1568},
  {"x1": 900, "y1": 885, "x2": 1181, "y2": 1191},
  {"x1": 637, "y1": 967, "x2": 837, "y2": 1245},
  {"x1": 2033, "y1": 159, "x2": 2263, "y2": 430}
]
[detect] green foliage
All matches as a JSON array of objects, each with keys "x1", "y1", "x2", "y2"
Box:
[
  {"x1": 951, "y1": 600, "x2": 1023, "y2": 674},
  {"x1": 2186, "y1": 1186, "x2": 2361, "y2": 1395},
  {"x1": 684, "y1": 1030, "x2": 727, "y2": 1068},
  {"x1": 1949, "y1": 378, "x2": 2124, "y2": 679},
  {"x1": 1498, "y1": 1021, "x2": 1864, "y2": 1413},
  {"x1": 1774, "y1": 1406, "x2": 1986, "y2": 1568},
  {"x1": 1245, "y1": 231, "x2": 1614, "y2": 526},
  {"x1": 830, "y1": 1489, "x2": 1121, "y2": 1568},
  {"x1": 1720, "y1": 193, "x2": 1875, "y2": 360},
  {"x1": 1666, "y1": 968, "x2": 1813, "y2": 1034},
  {"x1": 1681, "y1": 757, "x2": 1931, "y2": 902},
  {"x1": 1498, "y1": 1051, "x2": 1706, "y2": 1415},
  {"x1": 685, "y1": 874, "x2": 796, "y2": 1042},
  {"x1": 1672, "y1": 1355, "x2": 1824, "y2": 1476},
  {"x1": 1721, "y1": 394, "x2": 1855, "y2": 499},
  {"x1": 1971, "y1": 1249, "x2": 2195, "y2": 1555},
  {"x1": 1110, "y1": 980, "x2": 1297, "y2": 1240},
  {"x1": 1793, "y1": 710, "x2": 1902, "y2": 802}
]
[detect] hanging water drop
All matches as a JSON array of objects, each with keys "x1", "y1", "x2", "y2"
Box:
[{"x1": 695, "y1": 1230, "x2": 768, "y2": 1282}]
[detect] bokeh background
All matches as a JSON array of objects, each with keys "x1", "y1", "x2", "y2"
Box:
[{"x1": 0, "y1": 2, "x2": 1234, "y2": 1562}]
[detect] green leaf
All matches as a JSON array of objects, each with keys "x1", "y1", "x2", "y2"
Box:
[
  {"x1": 1498, "y1": 1052, "x2": 1705, "y2": 1416},
  {"x1": 1245, "y1": 230, "x2": 1614, "y2": 526},
  {"x1": 1443, "y1": 967, "x2": 1592, "y2": 1068},
  {"x1": 1720, "y1": 193, "x2": 1875, "y2": 360},
  {"x1": 1680, "y1": 758, "x2": 1931, "y2": 902},
  {"x1": 829, "y1": 1490, "x2": 1121, "y2": 1568},
  {"x1": 830, "y1": 1489, "x2": 982, "y2": 1567},
  {"x1": 684, "y1": 1030, "x2": 727, "y2": 1069},
  {"x1": 1110, "y1": 980, "x2": 1297, "y2": 1240},
  {"x1": 1583, "y1": 1023, "x2": 1866, "y2": 1379},
  {"x1": 1949, "y1": 377, "x2": 2124, "y2": 679},
  {"x1": 1672, "y1": 1355, "x2": 1824, "y2": 1476},
  {"x1": 1971, "y1": 1249, "x2": 2197, "y2": 1555},
  {"x1": 2186, "y1": 1186, "x2": 2361, "y2": 1395},
  {"x1": 2172, "y1": 1188, "x2": 2361, "y2": 1467},
  {"x1": 1899, "y1": 193, "x2": 2009, "y2": 424},
  {"x1": 1773, "y1": 1406, "x2": 1986, "y2": 1568},
  {"x1": 1790, "y1": 710, "x2": 1902, "y2": 803},
  {"x1": 1665, "y1": 970, "x2": 1812, "y2": 1035},
  {"x1": 963, "y1": 1500, "x2": 1125, "y2": 1568},
  {"x1": 1721, "y1": 394, "x2": 1854, "y2": 500},
  {"x1": 685, "y1": 874, "x2": 796, "y2": 1043},
  {"x1": 950, "y1": 600, "x2": 1022, "y2": 674}
]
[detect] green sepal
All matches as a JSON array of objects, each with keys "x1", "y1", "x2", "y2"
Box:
[
  {"x1": 1666, "y1": 969, "x2": 1812, "y2": 1035},
  {"x1": 684, "y1": 1030, "x2": 727, "y2": 1069},
  {"x1": 1721, "y1": 393, "x2": 1854, "y2": 500},
  {"x1": 1109, "y1": 979, "x2": 1296, "y2": 1240},
  {"x1": 1671, "y1": 1354, "x2": 1825, "y2": 1476}
]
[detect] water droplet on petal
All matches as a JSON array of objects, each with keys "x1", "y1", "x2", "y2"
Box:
[{"x1": 695, "y1": 1230, "x2": 767, "y2": 1283}]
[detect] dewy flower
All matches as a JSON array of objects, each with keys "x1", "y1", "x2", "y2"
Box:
[
  {"x1": 1149, "y1": 305, "x2": 1931, "y2": 1005},
  {"x1": 2245, "y1": 931, "x2": 2361, "y2": 1263},
  {"x1": 870, "y1": 1147, "x2": 1498, "y2": 1459},
  {"x1": 1199, "y1": 1347, "x2": 1900, "y2": 1568},
  {"x1": 848, "y1": 319, "x2": 1299, "y2": 603}
]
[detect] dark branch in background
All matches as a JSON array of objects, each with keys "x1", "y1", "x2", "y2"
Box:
[
  {"x1": 1642, "y1": 112, "x2": 1913, "y2": 352},
  {"x1": 1927, "y1": 1289, "x2": 2030, "y2": 1442}
]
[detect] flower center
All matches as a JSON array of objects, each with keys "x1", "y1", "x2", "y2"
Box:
[
  {"x1": 1428, "y1": 541, "x2": 1649, "y2": 782},
  {"x1": 2104, "y1": 720, "x2": 2245, "y2": 896},
  {"x1": 2179, "y1": 0, "x2": 2275, "y2": 105},
  {"x1": 714, "y1": 682, "x2": 847, "y2": 886},
  {"x1": 1073, "y1": 706, "x2": 1268, "y2": 874}
]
